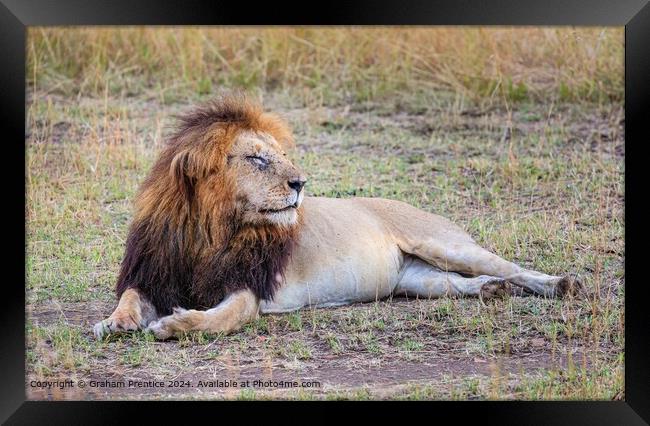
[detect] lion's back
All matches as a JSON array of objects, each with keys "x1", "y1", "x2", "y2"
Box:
[{"x1": 300, "y1": 195, "x2": 474, "y2": 248}]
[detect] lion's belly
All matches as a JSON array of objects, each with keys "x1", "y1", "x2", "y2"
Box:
[
  {"x1": 259, "y1": 249, "x2": 402, "y2": 313},
  {"x1": 259, "y1": 197, "x2": 404, "y2": 313}
]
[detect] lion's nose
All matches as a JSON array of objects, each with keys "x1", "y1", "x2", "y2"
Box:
[{"x1": 288, "y1": 178, "x2": 306, "y2": 194}]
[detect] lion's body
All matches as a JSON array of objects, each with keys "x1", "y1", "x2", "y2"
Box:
[
  {"x1": 93, "y1": 95, "x2": 580, "y2": 341},
  {"x1": 260, "y1": 196, "x2": 462, "y2": 312},
  {"x1": 261, "y1": 196, "x2": 571, "y2": 313}
]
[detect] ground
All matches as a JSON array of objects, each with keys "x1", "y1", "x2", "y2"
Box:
[{"x1": 26, "y1": 90, "x2": 624, "y2": 400}]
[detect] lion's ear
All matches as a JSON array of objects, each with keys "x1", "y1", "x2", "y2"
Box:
[{"x1": 170, "y1": 150, "x2": 198, "y2": 202}]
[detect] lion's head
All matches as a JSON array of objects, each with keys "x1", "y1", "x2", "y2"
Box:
[
  {"x1": 116, "y1": 93, "x2": 306, "y2": 315},
  {"x1": 136, "y1": 92, "x2": 306, "y2": 228}
]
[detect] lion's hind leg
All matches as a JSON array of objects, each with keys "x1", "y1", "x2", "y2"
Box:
[
  {"x1": 93, "y1": 288, "x2": 158, "y2": 339},
  {"x1": 402, "y1": 240, "x2": 581, "y2": 298},
  {"x1": 362, "y1": 198, "x2": 580, "y2": 298},
  {"x1": 394, "y1": 256, "x2": 513, "y2": 300}
]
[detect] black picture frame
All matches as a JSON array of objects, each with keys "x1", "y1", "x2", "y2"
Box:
[{"x1": 3, "y1": 0, "x2": 648, "y2": 423}]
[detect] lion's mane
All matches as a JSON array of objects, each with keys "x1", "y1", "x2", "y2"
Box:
[{"x1": 115, "y1": 93, "x2": 299, "y2": 315}]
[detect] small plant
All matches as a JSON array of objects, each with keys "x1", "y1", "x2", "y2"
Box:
[
  {"x1": 286, "y1": 312, "x2": 303, "y2": 332},
  {"x1": 287, "y1": 341, "x2": 312, "y2": 360}
]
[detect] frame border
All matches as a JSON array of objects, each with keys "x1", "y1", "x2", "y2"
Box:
[{"x1": 4, "y1": 0, "x2": 648, "y2": 423}]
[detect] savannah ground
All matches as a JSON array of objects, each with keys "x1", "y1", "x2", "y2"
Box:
[{"x1": 26, "y1": 28, "x2": 624, "y2": 400}]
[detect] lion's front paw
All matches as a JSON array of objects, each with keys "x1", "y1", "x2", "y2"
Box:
[
  {"x1": 93, "y1": 313, "x2": 140, "y2": 340},
  {"x1": 144, "y1": 308, "x2": 205, "y2": 340},
  {"x1": 145, "y1": 318, "x2": 175, "y2": 340},
  {"x1": 145, "y1": 314, "x2": 184, "y2": 340}
]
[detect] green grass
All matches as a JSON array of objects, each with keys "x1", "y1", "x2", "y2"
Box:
[{"x1": 25, "y1": 27, "x2": 623, "y2": 401}]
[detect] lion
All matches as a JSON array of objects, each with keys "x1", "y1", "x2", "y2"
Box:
[{"x1": 93, "y1": 93, "x2": 581, "y2": 340}]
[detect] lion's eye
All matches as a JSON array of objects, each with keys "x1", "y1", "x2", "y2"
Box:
[{"x1": 247, "y1": 155, "x2": 270, "y2": 170}]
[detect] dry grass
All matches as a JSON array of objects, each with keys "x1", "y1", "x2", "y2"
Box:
[
  {"x1": 28, "y1": 27, "x2": 623, "y2": 105},
  {"x1": 25, "y1": 27, "x2": 624, "y2": 400}
]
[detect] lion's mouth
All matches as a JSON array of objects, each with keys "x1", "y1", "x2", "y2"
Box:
[{"x1": 259, "y1": 205, "x2": 296, "y2": 214}]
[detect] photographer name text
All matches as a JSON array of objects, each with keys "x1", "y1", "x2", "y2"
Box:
[{"x1": 30, "y1": 378, "x2": 320, "y2": 390}]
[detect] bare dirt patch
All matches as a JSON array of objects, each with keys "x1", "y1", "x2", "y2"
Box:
[{"x1": 27, "y1": 296, "x2": 610, "y2": 400}]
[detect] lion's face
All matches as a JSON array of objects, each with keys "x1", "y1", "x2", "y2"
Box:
[{"x1": 227, "y1": 130, "x2": 306, "y2": 226}]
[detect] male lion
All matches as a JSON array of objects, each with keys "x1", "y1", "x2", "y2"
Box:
[{"x1": 94, "y1": 94, "x2": 581, "y2": 340}]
